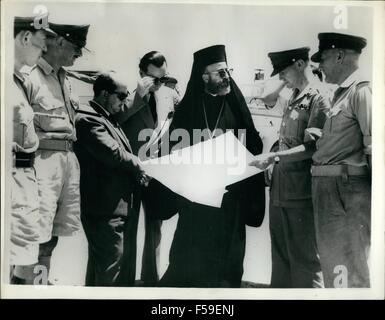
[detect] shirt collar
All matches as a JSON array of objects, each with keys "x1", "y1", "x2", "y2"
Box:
[
  {"x1": 295, "y1": 82, "x2": 313, "y2": 100},
  {"x1": 339, "y1": 69, "x2": 362, "y2": 88},
  {"x1": 37, "y1": 57, "x2": 66, "y2": 78},
  {"x1": 292, "y1": 81, "x2": 320, "y2": 102},
  {"x1": 90, "y1": 100, "x2": 111, "y2": 117},
  {"x1": 14, "y1": 68, "x2": 25, "y2": 83},
  {"x1": 37, "y1": 57, "x2": 54, "y2": 75}
]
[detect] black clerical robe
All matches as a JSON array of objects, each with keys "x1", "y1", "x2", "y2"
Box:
[{"x1": 158, "y1": 94, "x2": 259, "y2": 287}]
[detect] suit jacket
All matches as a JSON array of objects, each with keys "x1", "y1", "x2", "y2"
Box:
[
  {"x1": 115, "y1": 86, "x2": 179, "y2": 220},
  {"x1": 116, "y1": 86, "x2": 177, "y2": 159},
  {"x1": 74, "y1": 100, "x2": 140, "y2": 217}
]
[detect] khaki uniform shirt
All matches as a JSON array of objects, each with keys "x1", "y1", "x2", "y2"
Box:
[
  {"x1": 313, "y1": 71, "x2": 371, "y2": 166},
  {"x1": 28, "y1": 58, "x2": 78, "y2": 142},
  {"x1": 271, "y1": 83, "x2": 327, "y2": 207},
  {"x1": 12, "y1": 70, "x2": 39, "y2": 154}
]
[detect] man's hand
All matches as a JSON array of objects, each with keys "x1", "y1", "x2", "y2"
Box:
[
  {"x1": 249, "y1": 152, "x2": 276, "y2": 170},
  {"x1": 304, "y1": 127, "x2": 323, "y2": 142},
  {"x1": 138, "y1": 172, "x2": 152, "y2": 187},
  {"x1": 136, "y1": 76, "x2": 155, "y2": 98},
  {"x1": 131, "y1": 155, "x2": 152, "y2": 186}
]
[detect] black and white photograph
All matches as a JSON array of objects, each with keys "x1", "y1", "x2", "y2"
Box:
[{"x1": 1, "y1": 0, "x2": 384, "y2": 302}]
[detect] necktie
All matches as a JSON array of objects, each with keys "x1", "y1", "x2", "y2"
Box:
[
  {"x1": 287, "y1": 88, "x2": 300, "y2": 107},
  {"x1": 148, "y1": 92, "x2": 157, "y2": 124},
  {"x1": 332, "y1": 87, "x2": 345, "y2": 105},
  {"x1": 292, "y1": 88, "x2": 300, "y2": 100}
]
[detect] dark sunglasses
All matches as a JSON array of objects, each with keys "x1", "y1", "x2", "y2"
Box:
[
  {"x1": 113, "y1": 91, "x2": 129, "y2": 101},
  {"x1": 153, "y1": 76, "x2": 171, "y2": 85},
  {"x1": 204, "y1": 68, "x2": 233, "y2": 78}
]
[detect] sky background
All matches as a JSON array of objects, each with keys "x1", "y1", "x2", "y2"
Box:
[{"x1": 4, "y1": 0, "x2": 374, "y2": 96}]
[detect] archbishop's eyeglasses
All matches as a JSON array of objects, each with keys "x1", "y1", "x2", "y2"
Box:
[{"x1": 204, "y1": 68, "x2": 233, "y2": 78}]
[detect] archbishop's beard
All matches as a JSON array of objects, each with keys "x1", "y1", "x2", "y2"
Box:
[{"x1": 206, "y1": 78, "x2": 231, "y2": 96}]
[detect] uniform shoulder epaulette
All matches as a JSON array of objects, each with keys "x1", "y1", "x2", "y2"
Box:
[
  {"x1": 30, "y1": 64, "x2": 38, "y2": 72},
  {"x1": 76, "y1": 104, "x2": 101, "y2": 117}
]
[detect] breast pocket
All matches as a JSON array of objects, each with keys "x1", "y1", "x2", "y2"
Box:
[
  {"x1": 33, "y1": 87, "x2": 65, "y2": 111},
  {"x1": 329, "y1": 105, "x2": 354, "y2": 135},
  {"x1": 285, "y1": 109, "x2": 309, "y2": 142},
  {"x1": 33, "y1": 100, "x2": 71, "y2": 132}
]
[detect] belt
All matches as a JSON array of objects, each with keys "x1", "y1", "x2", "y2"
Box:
[
  {"x1": 311, "y1": 164, "x2": 369, "y2": 177},
  {"x1": 14, "y1": 152, "x2": 35, "y2": 168},
  {"x1": 38, "y1": 139, "x2": 74, "y2": 152}
]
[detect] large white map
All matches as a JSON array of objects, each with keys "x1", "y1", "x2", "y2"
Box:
[{"x1": 140, "y1": 131, "x2": 262, "y2": 207}]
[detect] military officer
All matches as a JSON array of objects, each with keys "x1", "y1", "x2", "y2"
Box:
[
  {"x1": 11, "y1": 16, "x2": 55, "y2": 284},
  {"x1": 310, "y1": 33, "x2": 371, "y2": 288},
  {"x1": 250, "y1": 47, "x2": 327, "y2": 287},
  {"x1": 27, "y1": 22, "x2": 90, "y2": 283},
  {"x1": 252, "y1": 34, "x2": 372, "y2": 288}
]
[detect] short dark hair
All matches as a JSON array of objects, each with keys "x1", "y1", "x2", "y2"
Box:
[
  {"x1": 139, "y1": 51, "x2": 166, "y2": 73},
  {"x1": 93, "y1": 73, "x2": 118, "y2": 97},
  {"x1": 14, "y1": 27, "x2": 38, "y2": 38}
]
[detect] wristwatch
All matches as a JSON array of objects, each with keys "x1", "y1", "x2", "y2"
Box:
[{"x1": 273, "y1": 152, "x2": 280, "y2": 163}]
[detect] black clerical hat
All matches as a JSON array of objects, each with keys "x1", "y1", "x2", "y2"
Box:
[
  {"x1": 193, "y1": 45, "x2": 227, "y2": 72},
  {"x1": 14, "y1": 16, "x2": 56, "y2": 36},
  {"x1": 49, "y1": 23, "x2": 90, "y2": 51},
  {"x1": 311, "y1": 32, "x2": 367, "y2": 62},
  {"x1": 268, "y1": 47, "x2": 310, "y2": 77}
]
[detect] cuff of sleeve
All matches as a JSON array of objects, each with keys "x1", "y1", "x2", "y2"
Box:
[{"x1": 363, "y1": 135, "x2": 371, "y2": 155}]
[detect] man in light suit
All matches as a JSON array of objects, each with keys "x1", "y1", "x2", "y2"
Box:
[
  {"x1": 74, "y1": 72, "x2": 149, "y2": 286},
  {"x1": 117, "y1": 51, "x2": 179, "y2": 286}
]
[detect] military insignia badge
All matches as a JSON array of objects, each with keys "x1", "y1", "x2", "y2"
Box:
[
  {"x1": 296, "y1": 93, "x2": 313, "y2": 110},
  {"x1": 326, "y1": 103, "x2": 343, "y2": 118},
  {"x1": 290, "y1": 109, "x2": 299, "y2": 120}
]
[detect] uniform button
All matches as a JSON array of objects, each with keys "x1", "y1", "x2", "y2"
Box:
[
  {"x1": 288, "y1": 107, "x2": 292, "y2": 110},
  {"x1": 282, "y1": 122, "x2": 285, "y2": 126}
]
